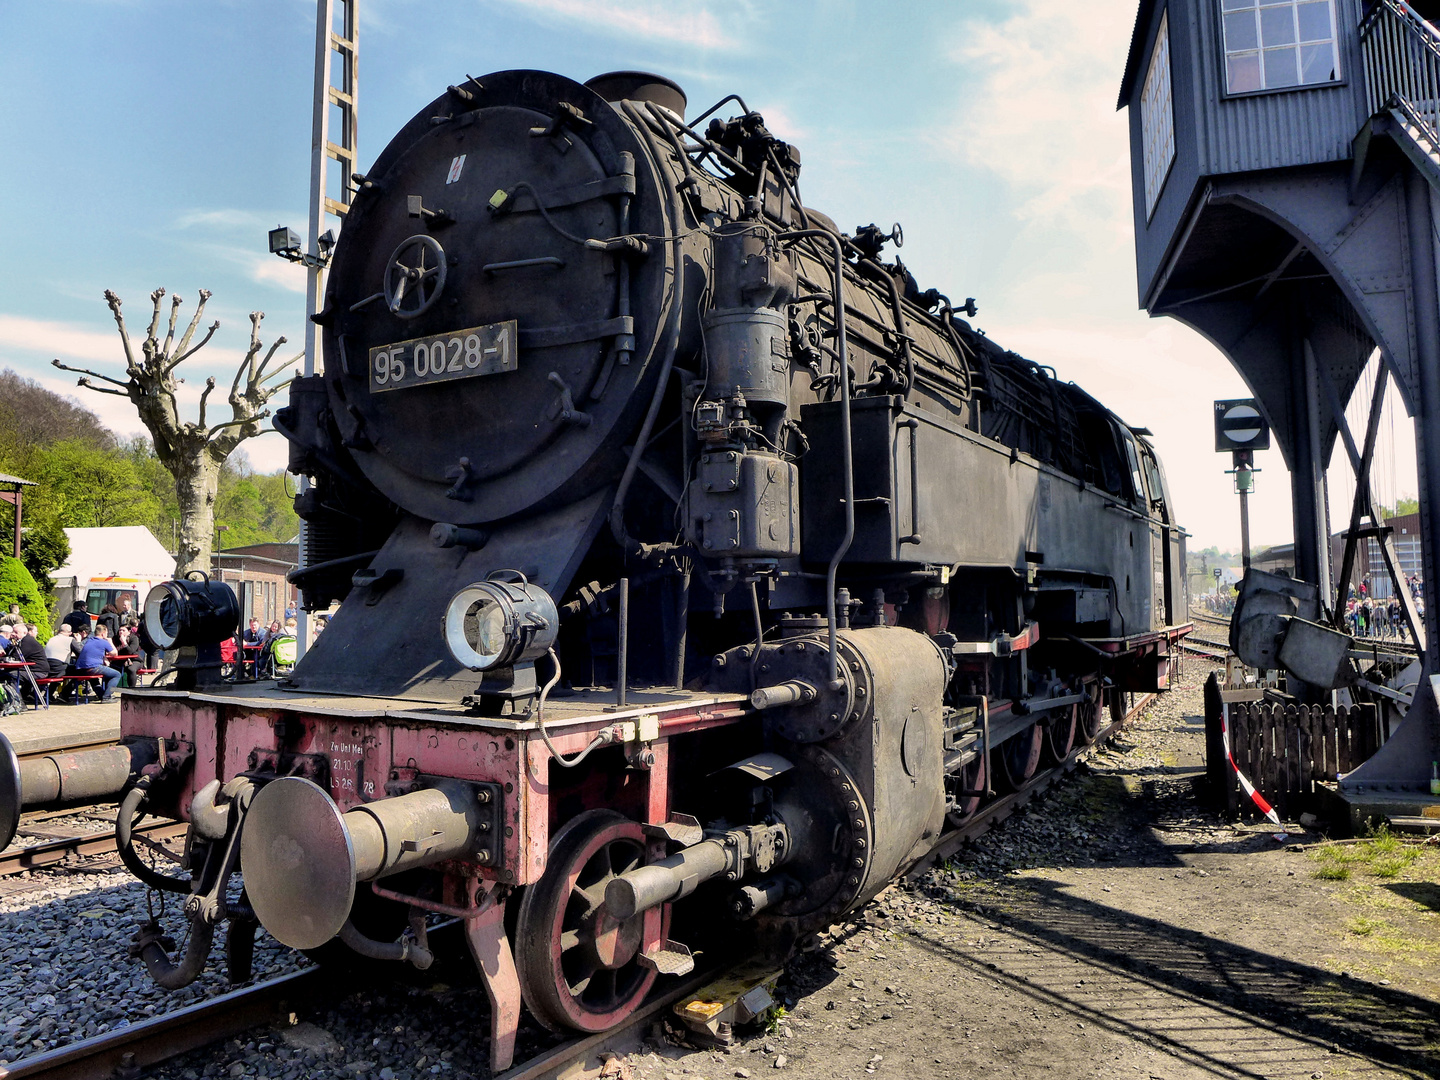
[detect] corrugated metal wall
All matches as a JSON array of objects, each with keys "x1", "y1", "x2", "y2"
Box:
[
  {"x1": 1129, "y1": 0, "x2": 1373, "y2": 301},
  {"x1": 1189, "y1": 0, "x2": 1368, "y2": 175}
]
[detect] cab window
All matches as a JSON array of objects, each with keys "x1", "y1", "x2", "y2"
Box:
[
  {"x1": 1141, "y1": 445, "x2": 1170, "y2": 522},
  {"x1": 1122, "y1": 433, "x2": 1147, "y2": 505},
  {"x1": 86, "y1": 589, "x2": 112, "y2": 615}
]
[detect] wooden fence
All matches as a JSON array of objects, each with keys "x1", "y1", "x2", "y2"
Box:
[{"x1": 1207, "y1": 679, "x2": 1385, "y2": 819}]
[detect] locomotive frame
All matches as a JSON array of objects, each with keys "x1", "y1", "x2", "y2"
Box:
[{"x1": 90, "y1": 69, "x2": 1193, "y2": 1072}]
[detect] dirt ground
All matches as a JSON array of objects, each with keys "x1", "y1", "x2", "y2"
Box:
[{"x1": 621, "y1": 663, "x2": 1440, "y2": 1080}]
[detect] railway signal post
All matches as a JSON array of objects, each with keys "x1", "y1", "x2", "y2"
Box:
[{"x1": 1214, "y1": 400, "x2": 1269, "y2": 572}]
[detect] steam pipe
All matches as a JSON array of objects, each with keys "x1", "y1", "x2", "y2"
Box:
[
  {"x1": 859, "y1": 258, "x2": 915, "y2": 395},
  {"x1": 780, "y1": 229, "x2": 852, "y2": 689},
  {"x1": 117, "y1": 779, "x2": 192, "y2": 894},
  {"x1": 609, "y1": 101, "x2": 688, "y2": 562},
  {"x1": 339, "y1": 920, "x2": 434, "y2": 969}
]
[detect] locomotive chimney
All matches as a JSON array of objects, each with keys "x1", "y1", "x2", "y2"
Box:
[{"x1": 584, "y1": 71, "x2": 687, "y2": 117}]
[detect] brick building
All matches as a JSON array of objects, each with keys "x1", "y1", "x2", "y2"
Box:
[{"x1": 211, "y1": 542, "x2": 299, "y2": 625}]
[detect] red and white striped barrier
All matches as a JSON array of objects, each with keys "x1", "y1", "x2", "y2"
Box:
[{"x1": 1220, "y1": 701, "x2": 1286, "y2": 834}]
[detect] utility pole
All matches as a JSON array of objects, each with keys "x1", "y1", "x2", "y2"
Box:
[
  {"x1": 1232, "y1": 449, "x2": 1256, "y2": 570},
  {"x1": 274, "y1": 0, "x2": 356, "y2": 658}
]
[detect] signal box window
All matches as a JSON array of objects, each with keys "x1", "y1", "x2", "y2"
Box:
[
  {"x1": 1141, "y1": 10, "x2": 1176, "y2": 218},
  {"x1": 1221, "y1": 0, "x2": 1340, "y2": 94}
]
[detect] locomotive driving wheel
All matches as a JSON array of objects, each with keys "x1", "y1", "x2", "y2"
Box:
[
  {"x1": 515, "y1": 810, "x2": 658, "y2": 1033},
  {"x1": 995, "y1": 725, "x2": 1043, "y2": 791},
  {"x1": 1077, "y1": 680, "x2": 1103, "y2": 745},
  {"x1": 1043, "y1": 704, "x2": 1078, "y2": 764}
]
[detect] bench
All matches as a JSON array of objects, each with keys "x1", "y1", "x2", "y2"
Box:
[{"x1": 40, "y1": 674, "x2": 103, "y2": 704}]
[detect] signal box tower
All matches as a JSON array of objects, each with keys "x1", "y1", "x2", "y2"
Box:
[{"x1": 1119, "y1": 0, "x2": 1440, "y2": 798}]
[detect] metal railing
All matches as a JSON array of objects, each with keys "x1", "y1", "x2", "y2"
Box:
[{"x1": 1361, "y1": 0, "x2": 1440, "y2": 150}]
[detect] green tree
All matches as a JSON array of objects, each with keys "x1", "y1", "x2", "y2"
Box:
[
  {"x1": 0, "y1": 556, "x2": 50, "y2": 627},
  {"x1": 0, "y1": 519, "x2": 70, "y2": 595},
  {"x1": 30, "y1": 440, "x2": 160, "y2": 530}
]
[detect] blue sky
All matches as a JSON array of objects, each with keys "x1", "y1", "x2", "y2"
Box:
[{"x1": 0, "y1": 0, "x2": 1417, "y2": 552}]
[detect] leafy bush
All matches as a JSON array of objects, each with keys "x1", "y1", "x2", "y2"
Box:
[{"x1": 0, "y1": 556, "x2": 51, "y2": 628}]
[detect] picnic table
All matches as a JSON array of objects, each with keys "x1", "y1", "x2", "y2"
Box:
[{"x1": 0, "y1": 660, "x2": 44, "y2": 710}]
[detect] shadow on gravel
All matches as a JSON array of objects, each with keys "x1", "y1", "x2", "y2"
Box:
[
  {"x1": 917, "y1": 880, "x2": 1440, "y2": 1079},
  {"x1": 1384, "y1": 880, "x2": 1440, "y2": 914}
]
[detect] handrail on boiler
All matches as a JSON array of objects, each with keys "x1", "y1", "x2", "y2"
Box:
[{"x1": 778, "y1": 229, "x2": 852, "y2": 689}]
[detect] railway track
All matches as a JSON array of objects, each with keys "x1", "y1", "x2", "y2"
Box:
[
  {"x1": 0, "y1": 954, "x2": 720, "y2": 1080},
  {"x1": 0, "y1": 969, "x2": 323, "y2": 1080},
  {"x1": 0, "y1": 694, "x2": 1164, "y2": 1080},
  {"x1": 0, "y1": 817, "x2": 188, "y2": 877}
]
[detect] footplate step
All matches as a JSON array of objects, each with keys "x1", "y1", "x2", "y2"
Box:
[{"x1": 639, "y1": 939, "x2": 695, "y2": 976}]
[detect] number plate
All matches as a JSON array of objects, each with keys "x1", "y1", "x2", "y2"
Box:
[{"x1": 369, "y1": 320, "x2": 517, "y2": 393}]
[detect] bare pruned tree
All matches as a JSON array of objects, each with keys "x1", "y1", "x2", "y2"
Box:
[{"x1": 54, "y1": 288, "x2": 299, "y2": 575}]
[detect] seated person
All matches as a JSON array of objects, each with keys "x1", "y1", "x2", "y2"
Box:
[
  {"x1": 44, "y1": 625, "x2": 73, "y2": 677},
  {"x1": 257, "y1": 620, "x2": 285, "y2": 675},
  {"x1": 98, "y1": 594, "x2": 137, "y2": 639},
  {"x1": 1, "y1": 624, "x2": 23, "y2": 703},
  {"x1": 2, "y1": 623, "x2": 21, "y2": 657},
  {"x1": 0, "y1": 603, "x2": 23, "y2": 628},
  {"x1": 112, "y1": 624, "x2": 145, "y2": 687},
  {"x1": 61, "y1": 600, "x2": 91, "y2": 635},
  {"x1": 71, "y1": 624, "x2": 122, "y2": 703}
]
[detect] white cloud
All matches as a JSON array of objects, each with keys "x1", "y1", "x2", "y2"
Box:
[
  {"x1": 481, "y1": 0, "x2": 740, "y2": 51},
  {"x1": 0, "y1": 314, "x2": 122, "y2": 363},
  {"x1": 946, "y1": 1, "x2": 1133, "y2": 226},
  {"x1": 249, "y1": 256, "x2": 310, "y2": 295}
]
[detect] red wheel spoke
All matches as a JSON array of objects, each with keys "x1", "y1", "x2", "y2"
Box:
[{"x1": 516, "y1": 812, "x2": 660, "y2": 1033}]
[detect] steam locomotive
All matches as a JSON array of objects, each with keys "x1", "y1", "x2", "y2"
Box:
[{"x1": 17, "y1": 70, "x2": 1192, "y2": 1069}]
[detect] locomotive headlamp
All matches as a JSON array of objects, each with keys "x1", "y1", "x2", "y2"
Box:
[
  {"x1": 444, "y1": 572, "x2": 558, "y2": 671},
  {"x1": 144, "y1": 576, "x2": 240, "y2": 649}
]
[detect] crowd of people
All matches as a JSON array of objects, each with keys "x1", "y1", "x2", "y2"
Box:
[
  {"x1": 1, "y1": 594, "x2": 153, "y2": 705},
  {"x1": 1342, "y1": 575, "x2": 1426, "y2": 640},
  {"x1": 235, "y1": 616, "x2": 300, "y2": 677},
  {"x1": 1, "y1": 593, "x2": 318, "y2": 710}
]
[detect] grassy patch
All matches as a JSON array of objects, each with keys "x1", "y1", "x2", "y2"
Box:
[
  {"x1": 1347, "y1": 916, "x2": 1384, "y2": 936},
  {"x1": 1372, "y1": 854, "x2": 1419, "y2": 879},
  {"x1": 1307, "y1": 826, "x2": 1424, "y2": 882}
]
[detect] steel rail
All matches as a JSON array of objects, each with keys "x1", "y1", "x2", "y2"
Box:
[
  {"x1": 0, "y1": 820, "x2": 187, "y2": 877},
  {"x1": 496, "y1": 966, "x2": 719, "y2": 1080},
  {"x1": 0, "y1": 958, "x2": 717, "y2": 1080},
  {"x1": 0, "y1": 969, "x2": 323, "y2": 1080}
]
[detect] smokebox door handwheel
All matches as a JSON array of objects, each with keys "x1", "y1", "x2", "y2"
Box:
[{"x1": 383, "y1": 234, "x2": 447, "y2": 318}]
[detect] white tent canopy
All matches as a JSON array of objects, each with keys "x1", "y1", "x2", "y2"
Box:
[{"x1": 52, "y1": 526, "x2": 175, "y2": 588}]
